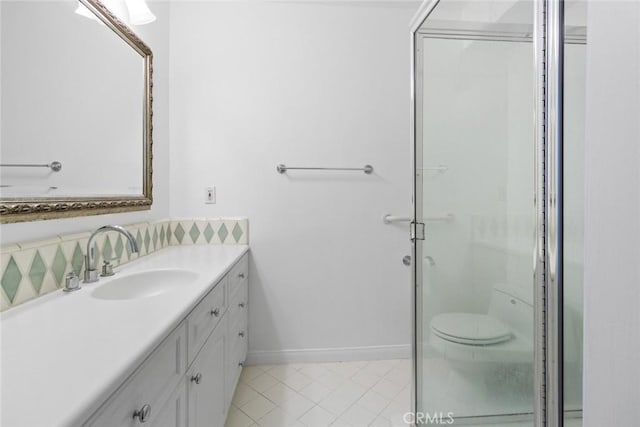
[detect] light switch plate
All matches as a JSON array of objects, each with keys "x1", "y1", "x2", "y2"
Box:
[{"x1": 205, "y1": 187, "x2": 216, "y2": 204}]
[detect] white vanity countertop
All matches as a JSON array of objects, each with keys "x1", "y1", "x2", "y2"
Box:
[{"x1": 0, "y1": 244, "x2": 249, "y2": 427}]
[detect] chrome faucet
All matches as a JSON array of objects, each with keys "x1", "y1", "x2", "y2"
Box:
[{"x1": 84, "y1": 225, "x2": 139, "y2": 283}]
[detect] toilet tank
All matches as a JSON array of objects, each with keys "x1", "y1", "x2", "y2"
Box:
[{"x1": 488, "y1": 283, "x2": 534, "y2": 338}]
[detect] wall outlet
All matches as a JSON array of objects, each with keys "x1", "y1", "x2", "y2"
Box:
[{"x1": 205, "y1": 186, "x2": 216, "y2": 204}]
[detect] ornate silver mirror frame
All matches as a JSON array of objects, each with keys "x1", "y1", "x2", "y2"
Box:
[{"x1": 0, "y1": 0, "x2": 153, "y2": 223}]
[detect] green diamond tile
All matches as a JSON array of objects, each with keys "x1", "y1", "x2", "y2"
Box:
[
  {"x1": 152, "y1": 228, "x2": 158, "y2": 250},
  {"x1": 114, "y1": 235, "x2": 124, "y2": 260},
  {"x1": 71, "y1": 243, "x2": 84, "y2": 276},
  {"x1": 160, "y1": 226, "x2": 166, "y2": 246},
  {"x1": 189, "y1": 223, "x2": 201, "y2": 244},
  {"x1": 144, "y1": 229, "x2": 151, "y2": 252},
  {"x1": 232, "y1": 223, "x2": 243, "y2": 243},
  {"x1": 167, "y1": 224, "x2": 173, "y2": 244},
  {"x1": 203, "y1": 224, "x2": 214, "y2": 243},
  {"x1": 51, "y1": 246, "x2": 67, "y2": 286},
  {"x1": 102, "y1": 236, "x2": 113, "y2": 261},
  {"x1": 2, "y1": 256, "x2": 22, "y2": 303},
  {"x1": 28, "y1": 251, "x2": 47, "y2": 293},
  {"x1": 135, "y1": 230, "x2": 143, "y2": 252},
  {"x1": 174, "y1": 223, "x2": 185, "y2": 244},
  {"x1": 218, "y1": 224, "x2": 229, "y2": 243}
]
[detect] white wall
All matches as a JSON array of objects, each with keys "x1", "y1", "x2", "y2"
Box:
[
  {"x1": 169, "y1": 1, "x2": 417, "y2": 362},
  {"x1": 0, "y1": 2, "x2": 171, "y2": 245},
  {"x1": 583, "y1": 1, "x2": 640, "y2": 425}
]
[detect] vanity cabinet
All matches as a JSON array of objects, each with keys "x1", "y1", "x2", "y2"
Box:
[
  {"x1": 83, "y1": 253, "x2": 249, "y2": 427},
  {"x1": 84, "y1": 324, "x2": 188, "y2": 427}
]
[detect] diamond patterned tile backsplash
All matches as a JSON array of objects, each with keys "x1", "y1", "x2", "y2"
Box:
[{"x1": 0, "y1": 217, "x2": 249, "y2": 311}]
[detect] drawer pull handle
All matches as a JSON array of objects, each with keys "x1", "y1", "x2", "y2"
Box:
[
  {"x1": 238, "y1": 302, "x2": 246, "y2": 308},
  {"x1": 191, "y1": 373, "x2": 203, "y2": 384},
  {"x1": 133, "y1": 404, "x2": 151, "y2": 423},
  {"x1": 239, "y1": 361, "x2": 245, "y2": 367},
  {"x1": 238, "y1": 331, "x2": 245, "y2": 337},
  {"x1": 210, "y1": 308, "x2": 220, "y2": 317},
  {"x1": 238, "y1": 273, "x2": 245, "y2": 279}
]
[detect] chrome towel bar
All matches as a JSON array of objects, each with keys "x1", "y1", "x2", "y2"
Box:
[
  {"x1": 277, "y1": 164, "x2": 373, "y2": 174},
  {"x1": 0, "y1": 161, "x2": 62, "y2": 172}
]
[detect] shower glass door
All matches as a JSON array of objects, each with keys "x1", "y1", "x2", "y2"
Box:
[
  {"x1": 413, "y1": 0, "x2": 536, "y2": 423},
  {"x1": 563, "y1": 2, "x2": 586, "y2": 424}
]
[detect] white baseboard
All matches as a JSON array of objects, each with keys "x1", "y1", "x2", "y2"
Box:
[{"x1": 246, "y1": 344, "x2": 411, "y2": 366}]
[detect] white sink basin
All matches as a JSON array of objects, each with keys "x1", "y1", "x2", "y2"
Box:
[{"x1": 91, "y1": 268, "x2": 199, "y2": 300}]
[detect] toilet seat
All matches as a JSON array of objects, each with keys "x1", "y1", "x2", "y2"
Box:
[{"x1": 431, "y1": 313, "x2": 512, "y2": 345}]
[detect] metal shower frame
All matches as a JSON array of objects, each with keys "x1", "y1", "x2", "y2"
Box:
[{"x1": 409, "y1": 1, "x2": 567, "y2": 426}]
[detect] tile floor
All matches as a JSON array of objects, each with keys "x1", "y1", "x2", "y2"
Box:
[
  {"x1": 225, "y1": 359, "x2": 412, "y2": 427},
  {"x1": 225, "y1": 359, "x2": 583, "y2": 427},
  {"x1": 473, "y1": 421, "x2": 582, "y2": 427}
]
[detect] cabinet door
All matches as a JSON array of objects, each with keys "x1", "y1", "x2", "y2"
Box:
[
  {"x1": 154, "y1": 383, "x2": 187, "y2": 427},
  {"x1": 188, "y1": 318, "x2": 227, "y2": 427}
]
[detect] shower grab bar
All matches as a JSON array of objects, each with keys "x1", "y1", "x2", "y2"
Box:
[
  {"x1": 426, "y1": 213, "x2": 454, "y2": 222},
  {"x1": 382, "y1": 215, "x2": 411, "y2": 224},
  {"x1": 0, "y1": 161, "x2": 62, "y2": 172},
  {"x1": 421, "y1": 165, "x2": 448, "y2": 172},
  {"x1": 277, "y1": 164, "x2": 373, "y2": 174},
  {"x1": 382, "y1": 213, "x2": 454, "y2": 224}
]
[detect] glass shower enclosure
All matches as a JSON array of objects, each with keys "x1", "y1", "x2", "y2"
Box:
[{"x1": 411, "y1": 0, "x2": 584, "y2": 425}]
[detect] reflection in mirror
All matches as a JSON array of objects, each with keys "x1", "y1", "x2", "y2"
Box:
[{"x1": 0, "y1": 0, "x2": 153, "y2": 222}]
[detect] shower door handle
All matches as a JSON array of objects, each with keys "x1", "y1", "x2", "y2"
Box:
[{"x1": 402, "y1": 255, "x2": 412, "y2": 266}]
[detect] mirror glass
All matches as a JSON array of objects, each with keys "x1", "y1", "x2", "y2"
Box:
[{"x1": 0, "y1": 0, "x2": 152, "y2": 221}]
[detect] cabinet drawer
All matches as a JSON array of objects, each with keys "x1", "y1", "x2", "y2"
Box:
[
  {"x1": 85, "y1": 324, "x2": 187, "y2": 427},
  {"x1": 228, "y1": 311, "x2": 248, "y2": 354},
  {"x1": 225, "y1": 338, "x2": 246, "y2": 410},
  {"x1": 228, "y1": 253, "x2": 249, "y2": 297},
  {"x1": 227, "y1": 313, "x2": 248, "y2": 401},
  {"x1": 227, "y1": 280, "x2": 248, "y2": 325},
  {"x1": 187, "y1": 277, "x2": 227, "y2": 365}
]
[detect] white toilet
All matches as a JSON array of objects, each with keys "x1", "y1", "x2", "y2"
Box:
[{"x1": 429, "y1": 284, "x2": 534, "y2": 372}]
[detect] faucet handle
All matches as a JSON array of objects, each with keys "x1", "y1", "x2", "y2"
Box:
[
  {"x1": 100, "y1": 258, "x2": 118, "y2": 277},
  {"x1": 64, "y1": 272, "x2": 81, "y2": 292}
]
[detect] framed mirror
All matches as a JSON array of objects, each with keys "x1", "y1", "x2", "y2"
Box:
[{"x1": 0, "y1": 0, "x2": 153, "y2": 223}]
